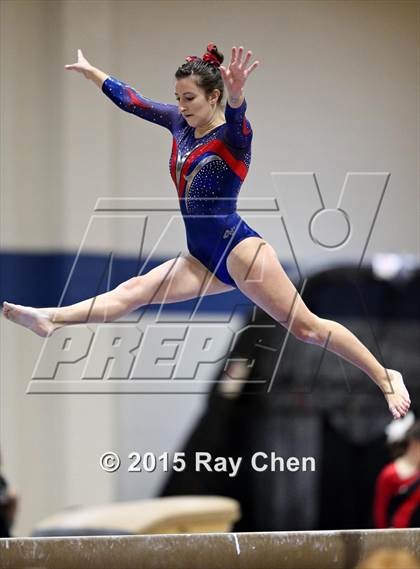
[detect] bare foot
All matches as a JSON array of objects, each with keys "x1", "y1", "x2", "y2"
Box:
[
  {"x1": 2, "y1": 302, "x2": 59, "y2": 337},
  {"x1": 380, "y1": 369, "x2": 411, "y2": 420}
]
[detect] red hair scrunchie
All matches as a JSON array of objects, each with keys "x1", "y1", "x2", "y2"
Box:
[
  {"x1": 202, "y1": 52, "x2": 220, "y2": 67},
  {"x1": 185, "y1": 43, "x2": 221, "y2": 68}
]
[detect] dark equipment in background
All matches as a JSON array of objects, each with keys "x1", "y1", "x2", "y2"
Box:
[{"x1": 160, "y1": 265, "x2": 420, "y2": 531}]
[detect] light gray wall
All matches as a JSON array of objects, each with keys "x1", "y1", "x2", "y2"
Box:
[{"x1": 1, "y1": 0, "x2": 418, "y2": 535}]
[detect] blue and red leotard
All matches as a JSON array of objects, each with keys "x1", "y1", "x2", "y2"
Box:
[{"x1": 102, "y1": 76, "x2": 262, "y2": 287}]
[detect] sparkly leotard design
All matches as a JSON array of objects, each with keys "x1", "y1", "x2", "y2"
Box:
[{"x1": 102, "y1": 76, "x2": 262, "y2": 287}]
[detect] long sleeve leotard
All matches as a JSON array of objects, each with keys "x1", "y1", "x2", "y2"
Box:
[{"x1": 102, "y1": 76, "x2": 262, "y2": 287}]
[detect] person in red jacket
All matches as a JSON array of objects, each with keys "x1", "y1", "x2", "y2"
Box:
[{"x1": 373, "y1": 419, "x2": 420, "y2": 528}]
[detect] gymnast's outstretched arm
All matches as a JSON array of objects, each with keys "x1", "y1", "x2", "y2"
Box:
[
  {"x1": 65, "y1": 49, "x2": 179, "y2": 131},
  {"x1": 219, "y1": 46, "x2": 259, "y2": 149}
]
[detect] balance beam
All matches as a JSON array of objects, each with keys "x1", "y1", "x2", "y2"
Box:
[{"x1": 1, "y1": 529, "x2": 419, "y2": 569}]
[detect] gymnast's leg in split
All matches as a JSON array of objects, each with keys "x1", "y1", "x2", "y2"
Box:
[
  {"x1": 2, "y1": 238, "x2": 411, "y2": 420},
  {"x1": 224, "y1": 236, "x2": 410, "y2": 421},
  {"x1": 2, "y1": 254, "x2": 233, "y2": 335}
]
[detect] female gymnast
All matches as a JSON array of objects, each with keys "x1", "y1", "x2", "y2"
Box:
[{"x1": 2, "y1": 44, "x2": 411, "y2": 420}]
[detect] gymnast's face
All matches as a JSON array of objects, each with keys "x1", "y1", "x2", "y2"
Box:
[{"x1": 175, "y1": 76, "x2": 221, "y2": 128}]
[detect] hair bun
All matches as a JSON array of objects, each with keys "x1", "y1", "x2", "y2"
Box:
[{"x1": 202, "y1": 43, "x2": 224, "y2": 67}]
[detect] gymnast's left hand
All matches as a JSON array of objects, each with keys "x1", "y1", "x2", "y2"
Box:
[{"x1": 220, "y1": 46, "x2": 260, "y2": 100}]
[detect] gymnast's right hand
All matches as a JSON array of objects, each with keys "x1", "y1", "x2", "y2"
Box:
[{"x1": 64, "y1": 49, "x2": 94, "y2": 79}]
